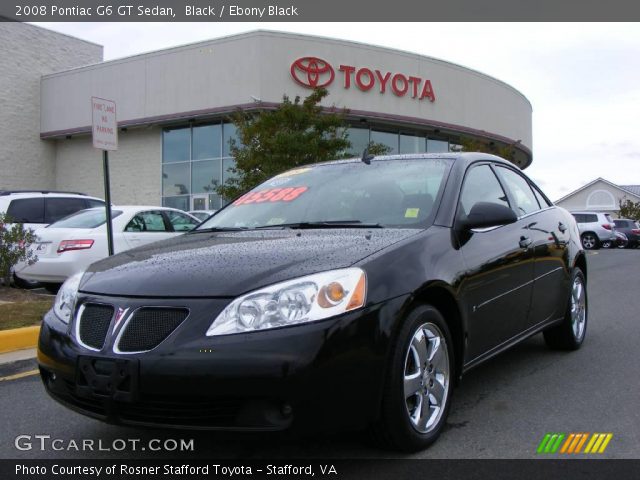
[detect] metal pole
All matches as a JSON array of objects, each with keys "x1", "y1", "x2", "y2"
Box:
[{"x1": 102, "y1": 150, "x2": 114, "y2": 256}]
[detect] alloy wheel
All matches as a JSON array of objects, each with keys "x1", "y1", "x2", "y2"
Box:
[
  {"x1": 582, "y1": 234, "x2": 597, "y2": 249},
  {"x1": 570, "y1": 276, "x2": 587, "y2": 341},
  {"x1": 403, "y1": 322, "x2": 450, "y2": 434}
]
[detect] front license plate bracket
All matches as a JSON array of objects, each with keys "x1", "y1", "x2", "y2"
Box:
[{"x1": 75, "y1": 356, "x2": 139, "y2": 403}]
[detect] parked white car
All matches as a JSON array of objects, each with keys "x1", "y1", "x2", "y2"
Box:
[{"x1": 14, "y1": 206, "x2": 200, "y2": 290}]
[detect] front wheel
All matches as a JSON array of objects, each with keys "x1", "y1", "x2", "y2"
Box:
[
  {"x1": 372, "y1": 305, "x2": 454, "y2": 451},
  {"x1": 543, "y1": 269, "x2": 587, "y2": 350}
]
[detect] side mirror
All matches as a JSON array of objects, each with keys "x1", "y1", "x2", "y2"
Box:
[{"x1": 460, "y1": 202, "x2": 518, "y2": 230}]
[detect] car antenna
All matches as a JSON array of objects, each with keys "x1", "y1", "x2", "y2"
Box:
[{"x1": 361, "y1": 147, "x2": 374, "y2": 165}]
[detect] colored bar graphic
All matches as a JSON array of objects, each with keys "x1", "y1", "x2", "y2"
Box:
[{"x1": 537, "y1": 433, "x2": 613, "y2": 454}]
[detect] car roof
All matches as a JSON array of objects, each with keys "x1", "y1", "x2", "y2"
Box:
[
  {"x1": 308, "y1": 152, "x2": 516, "y2": 170},
  {"x1": 80, "y1": 206, "x2": 197, "y2": 216},
  {"x1": 0, "y1": 191, "x2": 99, "y2": 198}
]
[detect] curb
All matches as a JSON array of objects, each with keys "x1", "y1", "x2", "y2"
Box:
[{"x1": 0, "y1": 326, "x2": 40, "y2": 354}]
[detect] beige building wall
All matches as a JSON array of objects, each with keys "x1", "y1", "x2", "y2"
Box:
[
  {"x1": 55, "y1": 127, "x2": 161, "y2": 205},
  {"x1": 0, "y1": 23, "x2": 102, "y2": 191}
]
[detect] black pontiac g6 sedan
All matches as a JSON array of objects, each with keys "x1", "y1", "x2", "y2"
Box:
[{"x1": 38, "y1": 153, "x2": 587, "y2": 451}]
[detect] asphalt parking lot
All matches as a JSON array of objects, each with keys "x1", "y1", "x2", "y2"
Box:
[{"x1": 1, "y1": 249, "x2": 638, "y2": 459}]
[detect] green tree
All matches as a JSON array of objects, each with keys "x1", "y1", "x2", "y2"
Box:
[
  {"x1": 619, "y1": 198, "x2": 640, "y2": 220},
  {"x1": 0, "y1": 214, "x2": 38, "y2": 287},
  {"x1": 456, "y1": 136, "x2": 520, "y2": 162},
  {"x1": 214, "y1": 88, "x2": 390, "y2": 200}
]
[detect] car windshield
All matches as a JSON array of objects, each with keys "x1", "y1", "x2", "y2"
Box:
[
  {"x1": 49, "y1": 208, "x2": 123, "y2": 229},
  {"x1": 197, "y1": 158, "x2": 452, "y2": 230}
]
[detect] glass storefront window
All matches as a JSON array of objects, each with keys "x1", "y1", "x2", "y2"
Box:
[
  {"x1": 192, "y1": 159, "x2": 222, "y2": 194},
  {"x1": 192, "y1": 124, "x2": 222, "y2": 160},
  {"x1": 162, "y1": 195, "x2": 190, "y2": 212},
  {"x1": 162, "y1": 124, "x2": 454, "y2": 210},
  {"x1": 346, "y1": 128, "x2": 370, "y2": 156},
  {"x1": 162, "y1": 163, "x2": 190, "y2": 196},
  {"x1": 400, "y1": 134, "x2": 425, "y2": 154},
  {"x1": 162, "y1": 128, "x2": 190, "y2": 163},
  {"x1": 222, "y1": 158, "x2": 236, "y2": 183},
  {"x1": 371, "y1": 130, "x2": 398, "y2": 154},
  {"x1": 209, "y1": 194, "x2": 223, "y2": 210},
  {"x1": 427, "y1": 138, "x2": 449, "y2": 153},
  {"x1": 223, "y1": 123, "x2": 238, "y2": 157}
]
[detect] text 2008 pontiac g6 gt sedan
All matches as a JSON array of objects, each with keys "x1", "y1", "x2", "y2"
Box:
[{"x1": 38, "y1": 153, "x2": 587, "y2": 451}]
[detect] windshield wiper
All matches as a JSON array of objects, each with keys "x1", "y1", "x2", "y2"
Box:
[
  {"x1": 254, "y1": 220, "x2": 384, "y2": 230},
  {"x1": 190, "y1": 226, "x2": 251, "y2": 233}
]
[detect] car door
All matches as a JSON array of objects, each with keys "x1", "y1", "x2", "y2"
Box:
[
  {"x1": 122, "y1": 210, "x2": 175, "y2": 249},
  {"x1": 163, "y1": 210, "x2": 200, "y2": 236},
  {"x1": 494, "y1": 165, "x2": 570, "y2": 328},
  {"x1": 456, "y1": 163, "x2": 535, "y2": 362}
]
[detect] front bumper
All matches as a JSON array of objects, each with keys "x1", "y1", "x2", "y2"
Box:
[{"x1": 38, "y1": 293, "x2": 408, "y2": 432}]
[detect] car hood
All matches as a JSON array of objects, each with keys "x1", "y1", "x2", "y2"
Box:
[{"x1": 80, "y1": 228, "x2": 419, "y2": 297}]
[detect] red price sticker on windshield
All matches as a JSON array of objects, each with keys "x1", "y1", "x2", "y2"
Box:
[{"x1": 233, "y1": 186, "x2": 308, "y2": 206}]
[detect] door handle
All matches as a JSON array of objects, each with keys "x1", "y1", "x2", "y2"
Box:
[
  {"x1": 558, "y1": 222, "x2": 567, "y2": 233},
  {"x1": 519, "y1": 236, "x2": 532, "y2": 248}
]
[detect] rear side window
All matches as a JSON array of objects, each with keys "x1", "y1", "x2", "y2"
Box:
[
  {"x1": 604, "y1": 214, "x2": 614, "y2": 223},
  {"x1": 86, "y1": 199, "x2": 105, "y2": 208},
  {"x1": 165, "y1": 211, "x2": 200, "y2": 232},
  {"x1": 574, "y1": 214, "x2": 597, "y2": 223},
  {"x1": 44, "y1": 198, "x2": 90, "y2": 224},
  {"x1": 125, "y1": 211, "x2": 168, "y2": 232},
  {"x1": 459, "y1": 164, "x2": 510, "y2": 215},
  {"x1": 495, "y1": 166, "x2": 540, "y2": 216},
  {"x1": 6, "y1": 198, "x2": 45, "y2": 223}
]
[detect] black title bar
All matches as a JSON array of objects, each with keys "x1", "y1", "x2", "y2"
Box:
[{"x1": 2, "y1": 0, "x2": 640, "y2": 21}]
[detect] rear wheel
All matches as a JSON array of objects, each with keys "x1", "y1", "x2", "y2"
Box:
[
  {"x1": 372, "y1": 305, "x2": 454, "y2": 451},
  {"x1": 543, "y1": 269, "x2": 587, "y2": 350},
  {"x1": 581, "y1": 233, "x2": 599, "y2": 250}
]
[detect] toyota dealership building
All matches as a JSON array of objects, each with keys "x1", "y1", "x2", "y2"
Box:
[{"x1": 1, "y1": 23, "x2": 533, "y2": 211}]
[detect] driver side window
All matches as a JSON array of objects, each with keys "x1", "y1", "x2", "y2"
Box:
[{"x1": 459, "y1": 165, "x2": 510, "y2": 215}]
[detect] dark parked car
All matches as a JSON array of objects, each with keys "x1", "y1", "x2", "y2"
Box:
[
  {"x1": 38, "y1": 153, "x2": 587, "y2": 452},
  {"x1": 613, "y1": 218, "x2": 640, "y2": 248}
]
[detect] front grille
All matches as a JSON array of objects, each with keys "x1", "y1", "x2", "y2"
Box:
[
  {"x1": 117, "y1": 307, "x2": 188, "y2": 352},
  {"x1": 78, "y1": 304, "x2": 114, "y2": 350}
]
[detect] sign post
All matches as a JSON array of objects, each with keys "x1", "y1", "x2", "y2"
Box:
[{"x1": 91, "y1": 97, "x2": 118, "y2": 256}]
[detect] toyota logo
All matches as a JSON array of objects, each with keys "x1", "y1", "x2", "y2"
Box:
[{"x1": 290, "y1": 57, "x2": 335, "y2": 88}]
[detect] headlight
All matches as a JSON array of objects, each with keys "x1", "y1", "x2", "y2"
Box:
[
  {"x1": 206, "y1": 268, "x2": 367, "y2": 336},
  {"x1": 53, "y1": 272, "x2": 83, "y2": 324}
]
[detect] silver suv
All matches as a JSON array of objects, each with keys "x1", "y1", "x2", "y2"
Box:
[{"x1": 571, "y1": 211, "x2": 616, "y2": 249}]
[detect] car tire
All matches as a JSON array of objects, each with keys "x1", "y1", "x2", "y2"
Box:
[
  {"x1": 372, "y1": 305, "x2": 454, "y2": 452},
  {"x1": 581, "y1": 233, "x2": 599, "y2": 250},
  {"x1": 543, "y1": 269, "x2": 587, "y2": 350},
  {"x1": 600, "y1": 240, "x2": 611, "y2": 249},
  {"x1": 42, "y1": 283, "x2": 61, "y2": 295}
]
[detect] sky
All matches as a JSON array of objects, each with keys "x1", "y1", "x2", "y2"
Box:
[{"x1": 33, "y1": 22, "x2": 640, "y2": 201}]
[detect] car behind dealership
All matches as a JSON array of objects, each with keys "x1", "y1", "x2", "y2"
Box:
[{"x1": 38, "y1": 153, "x2": 587, "y2": 451}]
